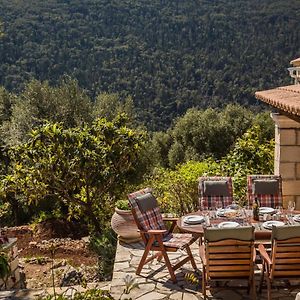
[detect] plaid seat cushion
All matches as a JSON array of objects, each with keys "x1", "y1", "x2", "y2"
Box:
[
  {"x1": 247, "y1": 175, "x2": 282, "y2": 208},
  {"x1": 198, "y1": 177, "x2": 233, "y2": 209},
  {"x1": 128, "y1": 188, "x2": 166, "y2": 233},
  {"x1": 162, "y1": 233, "x2": 196, "y2": 249}
]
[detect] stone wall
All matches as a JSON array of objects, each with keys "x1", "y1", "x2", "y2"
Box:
[{"x1": 272, "y1": 113, "x2": 300, "y2": 209}]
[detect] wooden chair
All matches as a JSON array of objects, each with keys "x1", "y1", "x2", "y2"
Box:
[
  {"x1": 200, "y1": 226, "x2": 256, "y2": 299},
  {"x1": 258, "y1": 225, "x2": 300, "y2": 300},
  {"x1": 128, "y1": 188, "x2": 197, "y2": 283},
  {"x1": 198, "y1": 176, "x2": 233, "y2": 210},
  {"x1": 247, "y1": 175, "x2": 282, "y2": 208}
]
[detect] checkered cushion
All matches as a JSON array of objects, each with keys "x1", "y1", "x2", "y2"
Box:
[
  {"x1": 128, "y1": 188, "x2": 196, "y2": 248},
  {"x1": 128, "y1": 188, "x2": 166, "y2": 233},
  {"x1": 247, "y1": 175, "x2": 282, "y2": 208},
  {"x1": 162, "y1": 233, "x2": 195, "y2": 249},
  {"x1": 198, "y1": 177, "x2": 233, "y2": 209}
]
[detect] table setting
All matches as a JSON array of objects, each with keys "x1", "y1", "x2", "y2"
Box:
[{"x1": 178, "y1": 202, "x2": 300, "y2": 239}]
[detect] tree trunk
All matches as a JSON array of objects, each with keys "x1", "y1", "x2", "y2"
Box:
[{"x1": 85, "y1": 208, "x2": 103, "y2": 235}]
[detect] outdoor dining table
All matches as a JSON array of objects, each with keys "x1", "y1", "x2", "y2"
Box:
[{"x1": 177, "y1": 209, "x2": 300, "y2": 242}]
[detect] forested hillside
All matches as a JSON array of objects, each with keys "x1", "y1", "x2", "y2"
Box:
[{"x1": 0, "y1": 0, "x2": 299, "y2": 129}]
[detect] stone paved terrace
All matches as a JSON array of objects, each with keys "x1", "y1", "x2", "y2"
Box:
[{"x1": 110, "y1": 241, "x2": 300, "y2": 300}]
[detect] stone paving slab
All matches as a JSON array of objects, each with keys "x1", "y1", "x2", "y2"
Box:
[{"x1": 110, "y1": 241, "x2": 300, "y2": 300}]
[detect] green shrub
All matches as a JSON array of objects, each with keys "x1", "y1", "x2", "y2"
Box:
[
  {"x1": 207, "y1": 124, "x2": 274, "y2": 205},
  {"x1": 143, "y1": 124, "x2": 274, "y2": 213},
  {"x1": 115, "y1": 200, "x2": 130, "y2": 211},
  {"x1": 146, "y1": 160, "x2": 215, "y2": 214},
  {"x1": 89, "y1": 228, "x2": 117, "y2": 281}
]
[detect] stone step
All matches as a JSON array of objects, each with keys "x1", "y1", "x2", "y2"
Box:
[{"x1": 0, "y1": 282, "x2": 111, "y2": 299}]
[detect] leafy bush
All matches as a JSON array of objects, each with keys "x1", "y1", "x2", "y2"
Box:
[
  {"x1": 89, "y1": 228, "x2": 117, "y2": 281},
  {"x1": 149, "y1": 105, "x2": 274, "y2": 168},
  {"x1": 216, "y1": 124, "x2": 274, "y2": 205},
  {"x1": 115, "y1": 200, "x2": 130, "y2": 211},
  {"x1": 0, "y1": 251, "x2": 10, "y2": 282},
  {"x1": 143, "y1": 124, "x2": 274, "y2": 214},
  {"x1": 0, "y1": 115, "x2": 145, "y2": 233},
  {"x1": 146, "y1": 160, "x2": 215, "y2": 214}
]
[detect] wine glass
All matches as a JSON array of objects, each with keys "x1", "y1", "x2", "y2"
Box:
[
  {"x1": 276, "y1": 205, "x2": 283, "y2": 215},
  {"x1": 202, "y1": 206, "x2": 210, "y2": 226},
  {"x1": 288, "y1": 201, "x2": 295, "y2": 217}
]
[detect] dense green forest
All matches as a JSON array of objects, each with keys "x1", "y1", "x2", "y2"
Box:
[{"x1": 0, "y1": 0, "x2": 299, "y2": 129}]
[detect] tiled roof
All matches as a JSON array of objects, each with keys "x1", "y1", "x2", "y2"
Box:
[
  {"x1": 255, "y1": 85, "x2": 300, "y2": 116},
  {"x1": 291, "y1": 58, "x2": 300, "y2": 66}
]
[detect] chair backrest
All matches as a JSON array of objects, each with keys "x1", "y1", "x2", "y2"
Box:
[
  {"x1": 198, "y1": 176, "x2": 233, "y2": 209},
  {"x1": 204, "y1": 226, "x2": 255, "y2": 279},
  {"x1": 128, "y1": 188, "x2": 166, "y2": 236},
  {"x1": 247, "y1": 175, "x2": 282, "y2": 208},
  {"x1": 270, "y1": 225, "x2": 300, "y2": 279}
]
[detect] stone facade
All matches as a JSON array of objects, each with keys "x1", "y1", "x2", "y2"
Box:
[{"x1": 272, "y1": 113, "x2": 300, "y2": 209}]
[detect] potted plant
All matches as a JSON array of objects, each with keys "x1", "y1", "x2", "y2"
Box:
[{"x1": 111, "y1": 200, "x2": 141, "y2": 243}]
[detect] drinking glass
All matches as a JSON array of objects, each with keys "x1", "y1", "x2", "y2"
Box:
[
  {"x1": 202, "y1": 207, "x2": 211, "y2": 226},
  {"x1": 209, "y1": 207, "x2": 216, "y2": 219},
  {"x1": 288, "y1": 201, "x2": 295, "y2": 217},
  {"x1": 274, "y1": 206, "x2": 283, "y2": 220}
]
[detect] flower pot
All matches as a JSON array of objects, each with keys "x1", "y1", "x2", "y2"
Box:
[{"x1": 111, "y1": 208, "x2": 141, "y2": 243}]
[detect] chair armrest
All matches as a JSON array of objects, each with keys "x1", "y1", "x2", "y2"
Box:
[
  {"x1": 258, "y1": 244, "x2": 272, "y2": 266},
  {"x1": 148, "y1": 229, "x2": 168, "y2": 234},
  {"x1": 199, "y1": 245, "x2": 206, "y2": 266},
  {"x1": 162, "y1": 217, "x2": 178, "y2": 233},
  {"x1": 162, "y1": 216, "x2": 179, "y2": 222},
  {"x1": 253, "y1": 247, "x2": 256, "y2": 263}
]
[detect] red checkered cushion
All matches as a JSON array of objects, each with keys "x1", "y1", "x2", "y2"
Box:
[
  {"x1": 247, "y1": 175, "x2": 282, "y2": 208},
  {"x1": 198, "y1": 177, "x2": 233, "y2": 209},
  {"x1": 162, "y1": 233, "x2": 195, "y2": 249},
  {"x1": 128, "y1": 188, "x2": 166, "y2": 233}
]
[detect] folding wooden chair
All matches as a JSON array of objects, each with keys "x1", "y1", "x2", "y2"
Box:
[
  {"x1": 198, "y1": 176, "x2": 233, "y2": 210},
  {"x1": 200, "y1": 226, "x2": 256, "y2": 299},
  {"x1": 258, "y1": 225, "x2": 300, "y2": 300},
  {"x1": 247, "y1": 175, "x2": 282, "y2": 208},
  {"x1": 128, "y1": 188, "x2": 197, "y2": 283}
]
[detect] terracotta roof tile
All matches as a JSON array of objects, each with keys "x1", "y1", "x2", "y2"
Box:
[
  {"x1": 255, "y1": 85, "x2": 300, "y2": 116},
  {"x1": 291, "y1": 58, "x2": 300, "y2": 67}
]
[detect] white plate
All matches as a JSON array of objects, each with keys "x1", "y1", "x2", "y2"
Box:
[
  {"x1": 217, "y1": 209, "x2": 237, "y2": 217},
  {"x1": 218, "y1": 221, "x2": 240, "y2": 229},
  {"x1": 259, "y1": 207, "x2": 275, "y2": 215},
  {"x1": 183, "y1": 215, "x2": 205, "y2": 225},
  {"x1": 262, "y1": 220, "x2": 285, "y2": 230},
  {"x1": 293, "y1": 214, "x2": 300, "y2": 222}
]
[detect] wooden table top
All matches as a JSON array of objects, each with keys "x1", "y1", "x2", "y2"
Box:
[{"x1": 177, "y1": 209, "x2": 300, "y2": 241}]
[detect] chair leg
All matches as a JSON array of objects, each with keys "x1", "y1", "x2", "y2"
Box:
[
  {"x1": 160, "y1": 249, "x2": 177, "y2": 283},
  {"x1": 251, "y1": 275, "x2": 257, "y2": 300},
  {"x1": 259, "y1": 262, "x2": 265, "y2": 293},
  {"x1": 266, "y1": 277, "x2": 272, "y2": 300},
  {"x1": 186, "y1": 244, "x2": 197, "y2": 270},
  {"x1": 202, "y1": 267, "x2": 206, "y2": 299},
  {"x1": 154, "y1": 235, "x2": 177, "y2": 283},
  {"x1": 157, "y1": 251, "x2": 163, "y2": 262},
  {"x1": 136, "y1": 237, "x2": 154, "y2": 275}
]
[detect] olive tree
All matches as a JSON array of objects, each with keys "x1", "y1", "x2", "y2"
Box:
[{"x1": 2, "y1": 114, "x2": 145, "y2": 233}]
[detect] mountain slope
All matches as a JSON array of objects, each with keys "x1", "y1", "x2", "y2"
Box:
[{"x1": 0, "y1": 0, "x2": 299, "y2": 129}]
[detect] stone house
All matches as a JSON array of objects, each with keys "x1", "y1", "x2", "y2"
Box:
[{"x1": 255, "y1": 58, "x2": 300, "y2": 208}]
